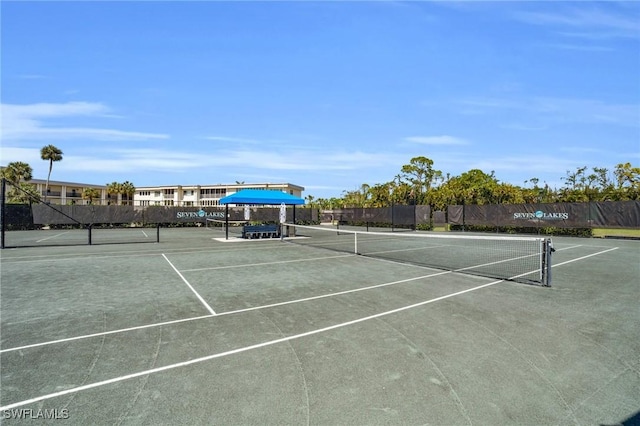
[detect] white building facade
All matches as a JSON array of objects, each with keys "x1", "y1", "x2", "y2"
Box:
[
  {"x1": 134, "y1": 183, "x2": 305, "y2": 207},
  {"x1": 6, "y1": 179, "x2": 304, "y2": 207},
  {"x1": 26, "y1": 179, "x2": 109, "y2": 205}
]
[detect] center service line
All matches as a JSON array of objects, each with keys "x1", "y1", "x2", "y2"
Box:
[{"x1": 162, "y1": 253, "x2": 217, "y2": 316}]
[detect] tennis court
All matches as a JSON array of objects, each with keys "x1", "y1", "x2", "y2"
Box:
[{"x1": 1, "y1": 226, "x2": 638, "y2": 425}]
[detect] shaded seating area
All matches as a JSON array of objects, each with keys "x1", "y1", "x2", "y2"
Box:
[{"x1": 219, "y1": 189, "x2": 305, "y2": 240}]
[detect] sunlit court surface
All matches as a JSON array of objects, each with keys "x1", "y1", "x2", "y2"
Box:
[{"x1": 1, "y1": 226, "x2": 638, "y2": 425}]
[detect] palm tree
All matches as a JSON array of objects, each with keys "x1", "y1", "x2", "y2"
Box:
[
  {"x1": 120, "y1": 181, "x2": 135, "y2": 206},
  {"x1": 8, "y1": 183, "x2": 40, "y2": 204},
  {"x1": 82, "y1": 187, "x2": 100, "y2": 205},
  {"x1": 1, "y1": 162, "x2": 33, "y2": 185},
  {"x1": 40, "y1": 145, "x2": 63, "y2": 202},
  {"x1": 1, "y1": 162, "x2": 37, "y2": 204},
  {"x1": 106, "y1": 181, "x2": 122, "y2": 205}
]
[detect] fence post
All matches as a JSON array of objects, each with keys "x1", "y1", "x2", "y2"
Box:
[{"x1": 1, "y1": 178, "x2": 6, "y2": 249}]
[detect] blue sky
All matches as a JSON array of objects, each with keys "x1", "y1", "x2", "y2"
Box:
[{"x1": 1, "y1": 1, "x2": 638, "y2": 199}]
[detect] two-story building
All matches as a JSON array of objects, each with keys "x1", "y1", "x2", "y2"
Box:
[
  {"x1": 24, "y1": 179, "x2": 109, "y2": 205},
  {"x1": 5, "y1": 178, "x2": 304, "y2": 207},
  {"x1": 134, "y1": 183, "x2": 304, "y2": 207}
]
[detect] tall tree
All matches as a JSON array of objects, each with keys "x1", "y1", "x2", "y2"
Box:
[
  {"x1": 120, "y1": 181, "x2": 136, "y2": 206},
  {"x1": 1, "y1": 162, "x2": 38, "y2": 204},
  {"x1": 613, "y1": 162, "x2": 640, "y2": 200},
  {"x1": 1, "y1": 162, "x2": 33, "y2": 185},
  {"x1": 82, "y1": 187, "x2": 100, "y2": 205},
  {"x1": 106, "y1": 181, "x2": 122, "y2": 205},
  {"x1": 40, "y1": 145, "x2": 63, "y2": 202},
  {"x1": 400, "y1": 156, "x2": 442, "y2": 204}
]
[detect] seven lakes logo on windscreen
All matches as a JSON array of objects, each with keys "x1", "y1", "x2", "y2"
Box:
[
  {"x1": 176, "y1": 210, "x2": 225, "y2": 219},
  {"x1": 513, "y1": 211, "x2": 569, "y2": 220}
]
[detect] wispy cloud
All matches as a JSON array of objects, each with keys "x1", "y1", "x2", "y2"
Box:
[
  {"x1": 204, "y1": 136, "x2": 263, "y2": 145},
  {"x1": 514, "y1": 6, "x2": 640, "y2": 40},
  {"x1": 211, "y1": 149, "x2": 397, "y2": 171},
  {"x1": 456, "y1": 96, "x2": 640, "y2": 127},
  {"x1": 0, "y1": 102, "x2": 169, "y2": 143},
  {"x1": 499, "y1": 123, "x2": 547, "y2": 131},
  {"x1": 24, "y1": 146, "x2": 403, "y2": 176},
  {"x1": 472, "y1": 155, "x2": 580, "y2": 174},
  {"x1": 0, "y1": 147, "x2": 44, "y2": 164},
  {"x1": 405, "y1": 135, "x2": 469, "y2": 145},
  {"x1": 538, "y1": 43, "x2": 614, "y2": 52}
]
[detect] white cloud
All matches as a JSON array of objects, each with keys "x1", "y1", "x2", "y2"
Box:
[
  {"x1": 204, "y1": 136, "x2": 263, "y2": 144},
  {"x1": 19, "y1": 145, "x2": 402, "y2": 177},
  {"x1": 405, "y1": 135, "x2": 469, "y2": 145},
  {"x1": 0, "y1": 147, "x2": 43, "y2": 165},
  {"x1": 0, "y1": 102, "x2": 169, "y2": 142},
  {"x1": 5, "y1": 101, "x2": 108, "y2": 117},
  {"x1": 470, "y1": 155, "x2": 585, "y2": 176},
  {"x1": 514, "y1": 7, "x2": 640, "y2": 39},
  {"x1": 456, "y1": 96, "x2": 640, "y2": 127},
  {"x1": 211, "y1": 149, "x2": 395, "y2": 171}
]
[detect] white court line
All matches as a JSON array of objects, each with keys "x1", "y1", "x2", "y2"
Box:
[
  {"x1": 35, "y1": 231, "x2": 70, "y2": 243},
  {"x1": 183, "y1": 253, "x2": 355, "y2": 272},
  {"x1": 0, "y1": 270, "x2": 449, "y2": 354},
  {"x1": 0, "y1": 244, "x2": 589, "y2": 354},
  {"x1": 0, "y1": 315, "x2": 215, "y2": 354},
  {"x1": 162, "y1": 254, "x2": 216, "y2": 316},
  {"x1": 552, "y1": 246, "x2": 619, "y2": 267},
  {"x1": 0, "y1": 243, "x2": 588, "y2": 354},
  {"x1": 141, "y1": 229, "x2": 149, "y2": 238},
  {"x1": 217, "y1": 270, "x2": 452, "y2": 316},
  {"x1": 1, "y1": 244, "x2": 616, "y2": 410},
  {"x1": 0, "y1": 277, "x2": 508, "y2": 411}
]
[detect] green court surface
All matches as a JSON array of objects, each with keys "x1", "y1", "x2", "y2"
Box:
[{"x1": 1, "y1": 227, "x2": 638, "y2": 425}]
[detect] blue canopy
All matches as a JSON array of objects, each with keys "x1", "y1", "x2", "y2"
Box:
[{"x1": 219, "y1": 189, "x2": 305, "y2": 205}]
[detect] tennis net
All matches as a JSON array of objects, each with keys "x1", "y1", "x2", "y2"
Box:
[{"x1": 282, "y1": 223, "x2": 553, "y2": 286}]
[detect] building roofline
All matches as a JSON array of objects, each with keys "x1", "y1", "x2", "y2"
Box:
[
  {"x1": 26, "y1": 178, "x2": 107, "y2": 188},
  {"x1": 135, "y1": 183, "x2": 305, "y2": 191}
]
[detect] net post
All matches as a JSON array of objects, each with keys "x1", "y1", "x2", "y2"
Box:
[
  {"x1": 88, "y1": 224, "x2": 92, "y2": 245},
  {"x1": 542, "y1": 238, "x2": 554, "y2": 287},
  {"x1": 156, "y1": 223, "x2": 160, "y2": 243},
  {"x1": 354, "y1": 231, "x2": 358, "y2": 254}
]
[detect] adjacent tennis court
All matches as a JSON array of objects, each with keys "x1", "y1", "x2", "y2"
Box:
[{"x1": 1, "y1": 226, "x2": 638, "y2": 425}]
